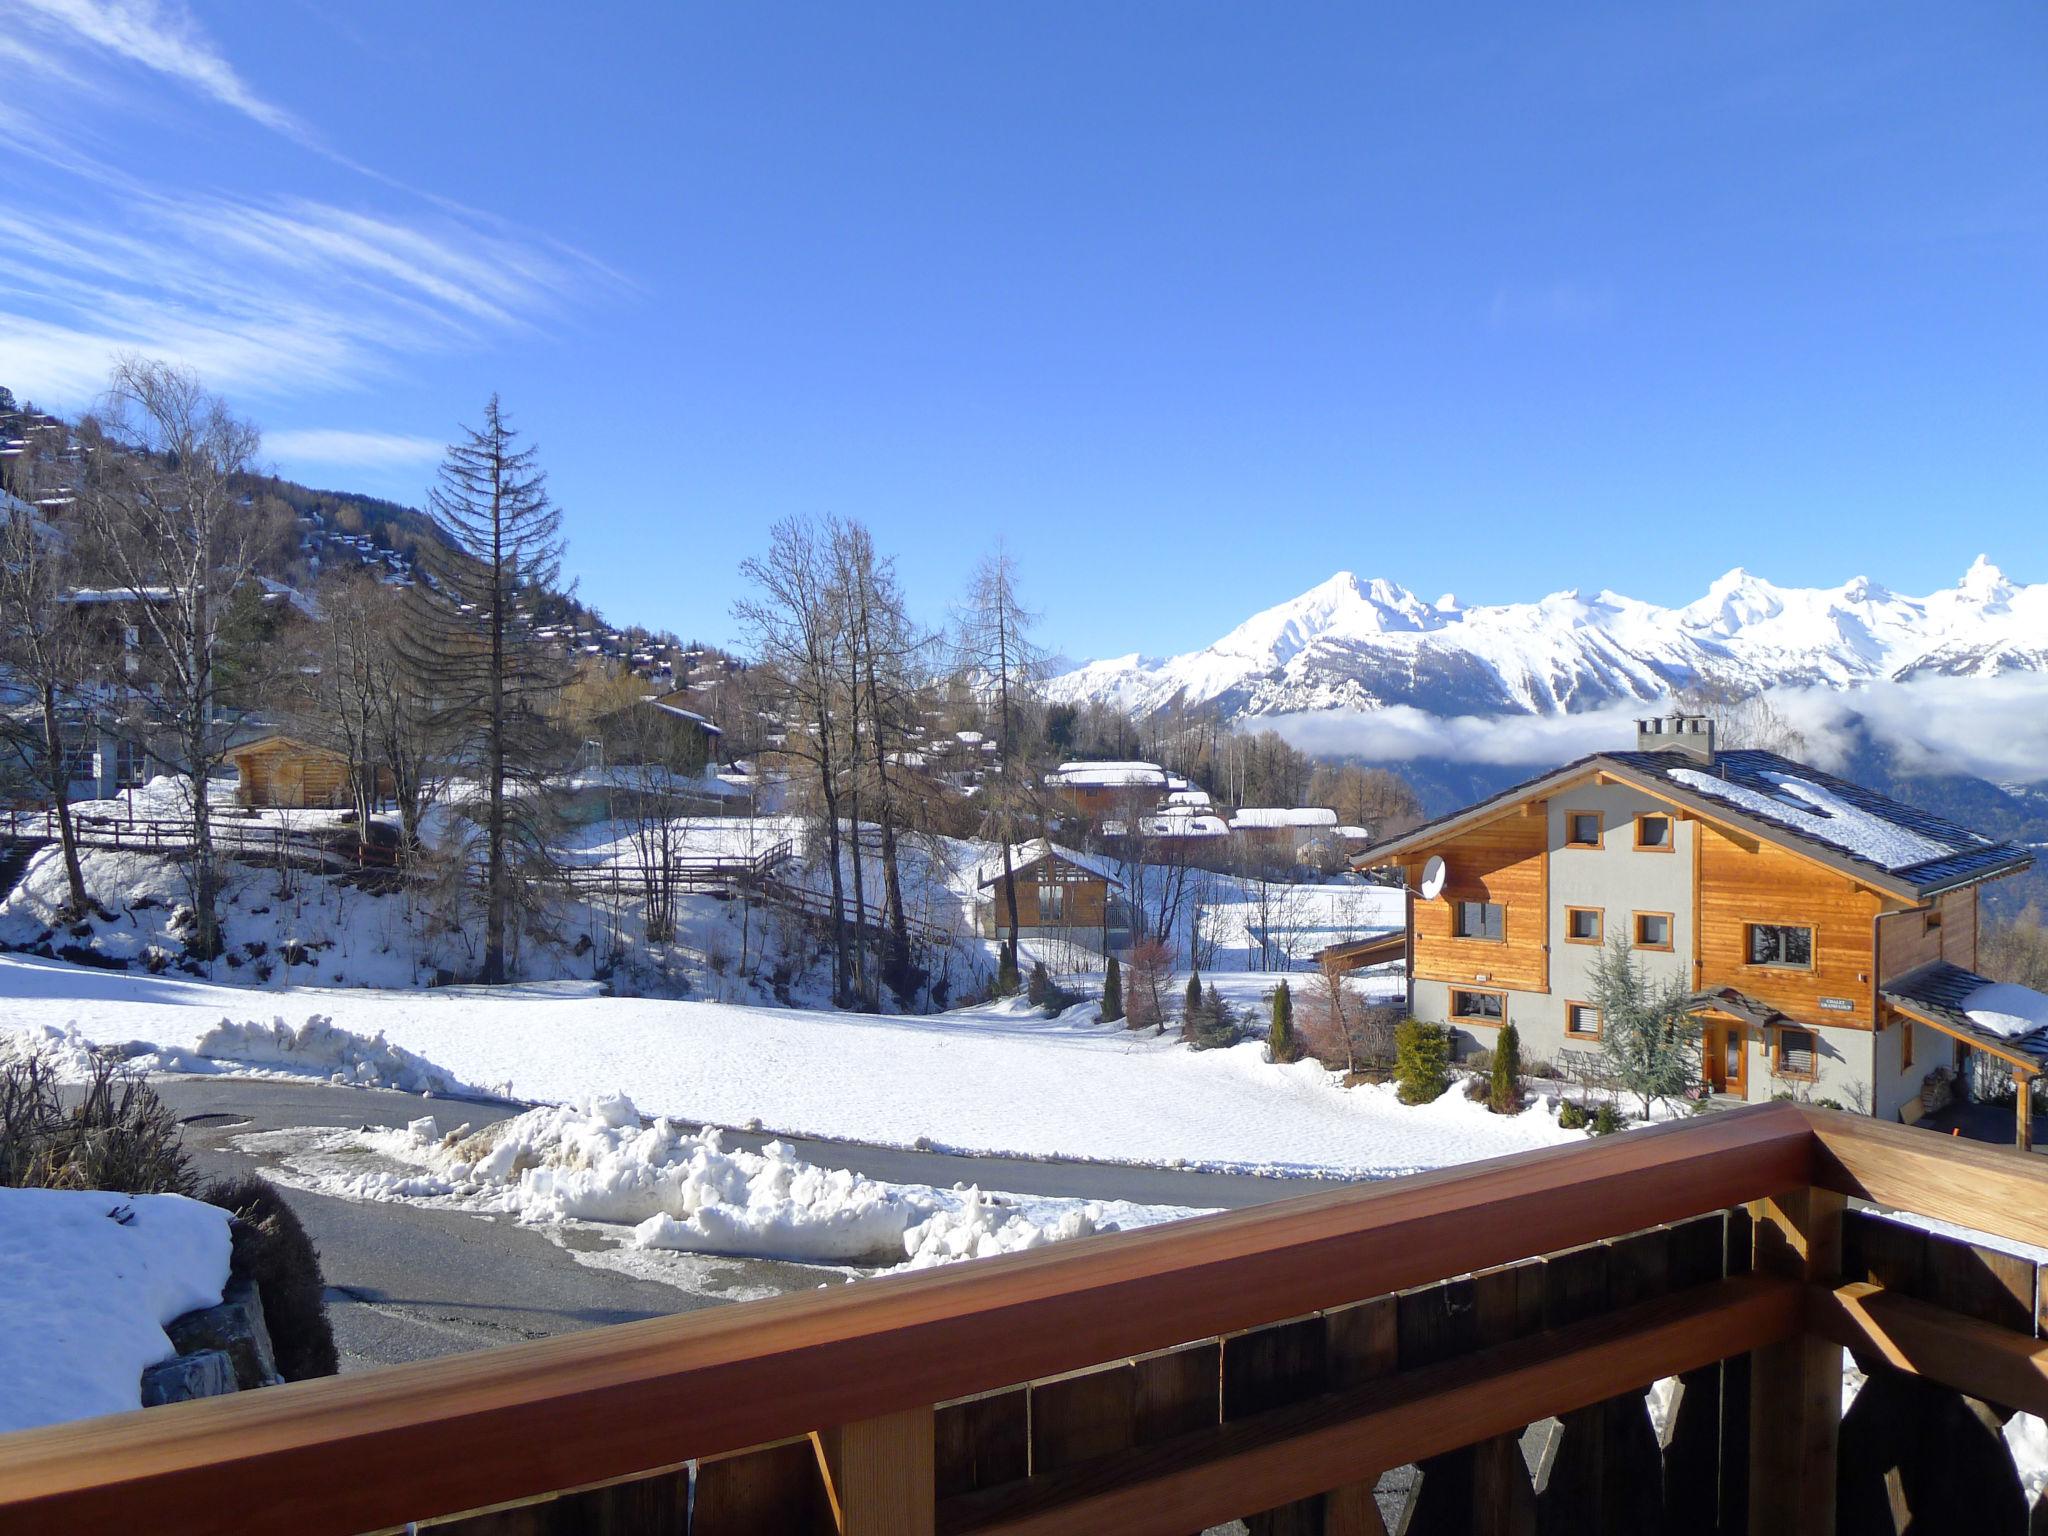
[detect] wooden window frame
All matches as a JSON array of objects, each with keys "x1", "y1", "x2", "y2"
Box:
[
  {"x1": 1452, "y1": 899, "x2": 1507, "y2": 944},
  {"x1": 1774, "y1": 1025, "x2": 1820, "y2": 1083},
  {"x1": 1564, "y1": 906, "x2": 1604, "y2": 945},
  {"x1": 1633, "y1": 813, "x2": 1675, "y2": 852},
  {"x1": 1036, "y1": 880, "x2": 1067, "y2": 923},
  {"x1": 1633, "y1": 910, "x2": 1675, "y2": 952},
  {"x1": 1449, "y1": 988, "x2": 1507, "y2": 1026},
  {"x1": 1564, "y1": 1000, "x2": 1603, "y2": 1041},
  {"x1": 1744, "y1": 922, "x2": 1815, "y2": 972},
  {"x1": 1563, "y1": 810, "x2": 1604, "y2": 849},
  {"x1": 1901, "y1": 1019, "x2": 1914, "y2": 1072}
]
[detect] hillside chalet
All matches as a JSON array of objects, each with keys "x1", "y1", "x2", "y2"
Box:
[
  {"x1": 1042, "y1": 761, "x2": 1191, "y2": 819},
  {"x1": 978, "y1": 840, "x2": 1123, "y2": 954},
  {"x1": 228, "y1": 734, "x2": 393, "y2": 809},
  {"x1": 1353, "y1": 713, "x2": 2046, "y2": 1144}
]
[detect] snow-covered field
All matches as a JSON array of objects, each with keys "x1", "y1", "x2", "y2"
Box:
[
  {"x1": 0, "y1": 954, "x2": 1576, "y2": 1177},
  {"x1": 0, "y1": 1188, "x2": 232, "y2": 1433}
]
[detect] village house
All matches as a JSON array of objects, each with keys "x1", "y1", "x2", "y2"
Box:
[
  {"x1": 1229, "y1": 805, "x2": 1339, "y2": 860},
  {"x1": 1042, "y1": 760, "x2": 1189, "y2": 821},
  {"x1": 1352, "y1": 713, "x2": 2046, "y2": 1144},
  {"x1": 977, "y1": 839, "x2": 1124, "y2": 958}
]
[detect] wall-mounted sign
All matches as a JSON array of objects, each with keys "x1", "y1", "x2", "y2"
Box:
[{"x1": 1818, "y1": 997, "x2": 1855, "y2": 1013}]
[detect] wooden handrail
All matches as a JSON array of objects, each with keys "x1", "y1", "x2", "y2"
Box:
[{"x1": 0, "y1": 1104, "x2": 1815, "y2": 1535}]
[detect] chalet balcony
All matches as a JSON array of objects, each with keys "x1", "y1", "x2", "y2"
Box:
[{"x1": 3, "y1": 1102, "x2": 2045, "y2": 1534}]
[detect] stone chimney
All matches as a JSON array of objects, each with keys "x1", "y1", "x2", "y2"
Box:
[{"x1": 1635, "y1": 712, "x2": 1716, "y2": 762}]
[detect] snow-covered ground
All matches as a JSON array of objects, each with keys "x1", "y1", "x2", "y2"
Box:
[
  {"x1": 0, "y1": 1188, "x2": 232, "y2": 1433},
  {"x1": 0, "y1": 954, "x2": 1574, "y2": 1177},
  {"x1": 241, "y1": 1093, "x2": 1196, "y2": 1271}
]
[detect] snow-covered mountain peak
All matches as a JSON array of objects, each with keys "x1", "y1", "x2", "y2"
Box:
[{"x1": 1047, "y1": 559, "x2": 2048, "y2": 721}]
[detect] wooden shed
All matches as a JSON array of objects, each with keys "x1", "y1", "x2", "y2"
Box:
[
  {"x1": 978, "y1": 840, "x2": 1121, "y2": 940},
  {"x1": 228, "y1": 734, "x2": 389, "y2": 809}
]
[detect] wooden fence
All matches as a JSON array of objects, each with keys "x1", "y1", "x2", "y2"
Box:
[{"x1": 3, "y1": 1105, "x2": 2046, "y2": 1534}]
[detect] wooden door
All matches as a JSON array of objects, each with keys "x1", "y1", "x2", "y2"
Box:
[{"x1": 1705, "y1": 1022, "x2": 1747, "y2": 1098}]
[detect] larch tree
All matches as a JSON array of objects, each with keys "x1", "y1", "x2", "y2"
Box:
[
  {"x1": 957, "y1": 546, "x2": 1045, "y2": 983},
  {"x1": 737, "y1": 517, "x2": 855, "y2": 1005},
  {"x1": 400, "y1": 396, "x2": 568, "y2": 984},
  {"x1": 77, "y1": 359, "x2": 277, "y2": 958}
]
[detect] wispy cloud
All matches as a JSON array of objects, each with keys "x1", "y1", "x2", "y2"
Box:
[
  {"x1": 15, "y1": 0, "x2": 303, "y2": 136},
  {"x1": 264, "y1": 428, "x2": 445, "y2": 470},
  {"x1": 0, "y1": 2, "x2": 617, "y2": 408}
]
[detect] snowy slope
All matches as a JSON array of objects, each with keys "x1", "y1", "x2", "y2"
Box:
[{"x1": 1048, "y1": 558, "x2": 2048, "y2": 720}]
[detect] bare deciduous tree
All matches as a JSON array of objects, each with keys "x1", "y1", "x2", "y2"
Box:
[
  {"x1": 78, "y1": 359, "x2": 277, "y2": 957},
  {"x1": 0, "y1": 509, "x2": 92, "y2": 915}
]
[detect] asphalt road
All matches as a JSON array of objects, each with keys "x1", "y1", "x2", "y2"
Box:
[{"x1": 156, "y1": 1077, "x2": 1344, "y2": 1372}]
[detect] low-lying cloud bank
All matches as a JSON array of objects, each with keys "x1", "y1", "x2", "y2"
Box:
[{"x1": 1265, "y1": 674, "x2": 2048, "y2": 786}]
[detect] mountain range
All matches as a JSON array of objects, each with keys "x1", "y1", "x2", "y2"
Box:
[{"x1": 1049, "y1": 558, "x2": 2048, "y2": 721}]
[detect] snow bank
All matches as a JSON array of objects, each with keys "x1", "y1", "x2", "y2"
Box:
[
  {"x1": 262, "y1": 1094, "x2": 1190, "y2": 1270},
  {"x1": 1961, "y1": 981, "x2": 2048, "y2": 1043},
  {"x1": 4, "y1": 1013, "x2": 492, "y2": 1098},
  {"x1": 0, "y1": 1188, "x2": 232, "y2": 1433}
]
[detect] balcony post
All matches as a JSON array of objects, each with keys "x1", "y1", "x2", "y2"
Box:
[
  {"x1": 812, "y1": 1404, "x2": 935, "y2": 1536},
  {"x1": 1747, "y1": 1186, "x2": 1845, "y2": 1536}
]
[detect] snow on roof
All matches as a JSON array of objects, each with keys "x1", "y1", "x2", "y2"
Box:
[
  {"x1": 1162, "y1": 789, "x2": 1213, "y2": 808},
  {"x1": 1336, "y1": 826, "x2": 1371, "y2": 839},
  {"x1": 1138, "y1": 814, "x2": 1230, "y2": 838},
  {"x1": 1669, "y1": 766, "x2": 1956, "y2": 872},
  {"x1": 1046, "y1": 760, "x2": 1170, "y2": 788},
  {"x1": 1961, "y1": 981, "x2": 2048, "y2": 1042},
  {"x1": 63, "y1": 586, "x2": 173, "y2": 604},
  {"x1": 977, "y1": 838, "x2": 1121, "y2": 887},
  {"x1": 1230, "y1": 807, "x2": 1339, "y2": 829}
]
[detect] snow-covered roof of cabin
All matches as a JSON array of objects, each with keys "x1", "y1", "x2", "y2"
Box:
[
  {"x1": 1336, "y1": 825, "x2": 1371, "y2": 839},
  {"x1": 1045, "y1": 760, "x2": 1170, "y2": 788},
  {"x1": 1162, "y1": 789, "x2": 1213, "y2": 808},
  {"x1": 1882, "y1": 960, "x2": 2048, "y2": 1069},
  {"x1": 63, "y1": 586, "x2": 173, "y2": 604},
  {"x1": 1230, "y1": 807, "x2": 1339, "y2": 829},
  {"x1": 649, "y1": 691, "x2": 724, "y2": 734},
  {"x1": 1137, "y1": 814, "x2": 1230, "y2": 838},
  {"x1": 1668, "y1": 765, "x2": 1955, "y2": 872},
  {"x1": 976, "y1": 839, "x2": 1121, "y2": 888}
]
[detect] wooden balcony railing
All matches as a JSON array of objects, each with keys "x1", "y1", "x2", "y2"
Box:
[{"x1": 3, "y1": 1102, "x2": 2046, "y2": 1535}]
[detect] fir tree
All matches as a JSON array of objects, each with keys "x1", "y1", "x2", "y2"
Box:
[
  {"x1": 1395, "y1": 1019, "x2": 1451, "y2": 1104},
  {"x1": 1590, "y1": 935, "x2": 1702, "y2": 1118},
  {"x1": 1101, "y1": 954, "x2": 1124, "y2": 1023},
  {"x1": 1268, "y1": 981, "x2": 1297, "y2": 1064},
  {"x1": 1489, "y1": 1021, "x2": 1522, "y2": 1114},
  {"x1": 1185, "y1": 969, "x2": 1203, "y2": 1020}
]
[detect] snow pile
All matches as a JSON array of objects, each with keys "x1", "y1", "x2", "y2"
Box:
[
  {"x1": 1669, "y1": 767, "x2": 1956, "y2": 870},
  {"x1": 273, "y1": 1094, "x2": 1193, "y2": 1270},
  {"x1": 0, "y1": 1188, "x2": 232, "y2": 1433},
  {"x1": 1960, "y1": 981, "x2": 2048, "y2": 1043},
  {"x1": 0, "y1": 1012, "x2": 491, "y2": 1097}
]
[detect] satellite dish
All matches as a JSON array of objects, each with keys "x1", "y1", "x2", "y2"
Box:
[{"x1": 1419, "y1": 855, "x2": 1447, "y2": 900}]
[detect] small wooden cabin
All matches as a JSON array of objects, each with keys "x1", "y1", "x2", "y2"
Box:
[
  {"x1": 978, "y1": 840, "x2": 1121, "y2": 941},
  {"x1": 229, "y1": 734, "x2": 390, "y2": 809}
]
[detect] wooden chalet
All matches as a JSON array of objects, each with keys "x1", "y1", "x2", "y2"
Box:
[
  {"x1": 1041, "y1": 761, "x2": 1186, "y2": 820},
  {"x1": 227, "y1": 734, "x2": 392, "y2": 810},
  {"x1": 978, "y1": 839, "x2": 1121, "y2": 946},
  {"x1": 1353, "y1": 713, "x2": 2044, "y2": 1144}
]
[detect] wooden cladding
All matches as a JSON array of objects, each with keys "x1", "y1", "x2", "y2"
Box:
[
  {"x1": 1695, "y1": 821, "x2": 1885, "y2": 1027},
  {"x1": 1875, "y1": 886, "x2": 1981, "y2": 983},
  {"x1": 1410, "y1": 808, "x2": 1548, "y2": 993}
]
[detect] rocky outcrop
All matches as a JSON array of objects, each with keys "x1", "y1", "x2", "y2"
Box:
[{"x1": 141, "y1": 1273, "x2": 284, "y2": 1408}]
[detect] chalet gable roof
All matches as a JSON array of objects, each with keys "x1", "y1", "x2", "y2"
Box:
[
  {"x1": 976, "y1": 839, "x2": 1122, "y2": 889},
  {"x1": 1353, "y1": 746, "x2": 2032, "y2": 903}
]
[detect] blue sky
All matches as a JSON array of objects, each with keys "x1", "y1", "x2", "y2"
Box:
[{"x1": 3, "y1": 3, "x2": 2043, "y2": 663}]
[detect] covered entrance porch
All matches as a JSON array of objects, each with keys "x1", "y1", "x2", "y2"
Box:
[{"x1": 1882, "y1": 960, "x2": 2048, "y2": 1152}]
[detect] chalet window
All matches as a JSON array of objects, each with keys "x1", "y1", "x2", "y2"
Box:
[
  {"x1": 1454, "y1": 901, "x2": 1505, "y2": 941},
  {"x1": 1634, "y1": 911, "x2": 1673, "y2": 950},
  {"x1": 1565, "y1": 811, "x2": 1602, "y2": 848},
  {"x1": 1565, "y1": 1002, "x2": 1602, "y2": 1039},
  {"x1": 1747, "y1": 924, "x2": 1813, "y2": 969},
  {"x1": 1566, "y1": 907, "x2": 1603, "y2": 944},
  {"x1": 1776, "y1": 1026, "x2": 1818, "y2": 1080},
  {"x1": 1450, "y1": 989, "x2": 1505, "y2": 1023},
  {"x1": 1634, "y1": 814, "x2": 1673, "y2": 851},
  {"x1": 1924, "y1": 908, "x2": 1943, "y2": 934},
  {"x1": 1901, "y1": 1020, "x2": 1914, "y2": 1072},
  {"x1": 59, "y1": 737, "x2": 95, "y2": 784},
  {"x1": 1037, "y1": 881, "x2": 1066, "y2": 922}
]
